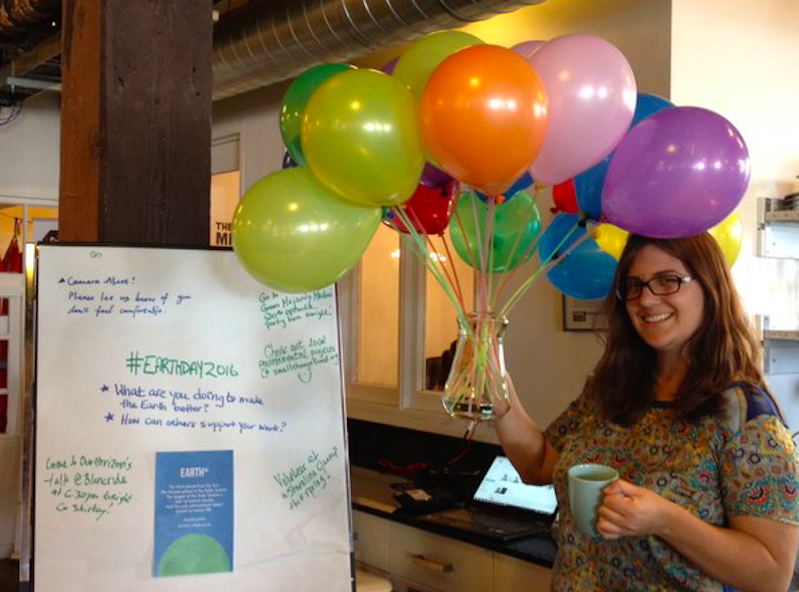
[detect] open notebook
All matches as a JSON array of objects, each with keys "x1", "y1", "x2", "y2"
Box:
[{"x1": 418, "y1": 455, "x2": 558, "y2": 541}]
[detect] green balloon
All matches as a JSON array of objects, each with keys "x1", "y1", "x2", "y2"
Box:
[
  {"x1": 233, "y1": 168, "x2": 381, "y2": 293},
  {"x1": 393, "y1": 31, "x2": 484, "y2": 101},
  {"x1": 449, "y1": 190, "x2": 542, "y2": 273},
  {"x1": 280, "y1": 63, "x2": 354, "y2": 167},
  {"x1": 157, "y1": 534, "x2": 230, "y2": 576},
  {"x1": 301, "y1": 69, "x2": 425, "y2": 207}
]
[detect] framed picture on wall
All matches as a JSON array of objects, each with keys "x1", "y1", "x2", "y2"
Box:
[{"x1": 562, "y1": 296, "x2": 608, "y2": 332}]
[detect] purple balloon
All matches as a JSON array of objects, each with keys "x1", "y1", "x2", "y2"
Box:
[
  {"x1": 381, "y1": 57, "x2": 399, "y2": 76},
  {"x1": 511, "y1": 40, "x2": 545, "y2": 60},
  {"x1": 420, "y1": 162, "x2": 454, "y2": 190},
  {"x1": 602, "y1": 107, "x2": 750, "y2": 238}
]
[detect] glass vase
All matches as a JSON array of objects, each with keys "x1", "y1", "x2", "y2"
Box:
[{"x1": 442, "y1": 312, "x2": 510, "y2": 422}]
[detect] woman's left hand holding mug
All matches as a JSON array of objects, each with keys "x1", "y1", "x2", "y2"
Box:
[{"x1": 596, "y1": 479, "x2": 674, "y2": 539}]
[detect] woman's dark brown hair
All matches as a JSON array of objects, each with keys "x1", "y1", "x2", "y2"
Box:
[{"x1": 587, "y1": 233, "x2": 765, "y2": 425}]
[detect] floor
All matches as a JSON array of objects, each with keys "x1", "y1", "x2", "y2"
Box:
[{"x1": 1, "y1": 555, "x2": 796, "y2": 590}]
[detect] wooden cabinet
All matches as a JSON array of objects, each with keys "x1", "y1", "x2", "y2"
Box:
[
  {"x1": 389, "y1": 522, "x2": 493, "y2": 592},
  {"x1": 353, "y1": 510, "x2": 553, "y2": 592},
  {"x1": 494, "y1": 553, "x2": 552, "y2": 591},
  {"x1": 353, "y1": 510, "x2": 391, "y2": 573}
]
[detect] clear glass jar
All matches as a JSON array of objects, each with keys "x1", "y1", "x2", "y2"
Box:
[{"x1": 441, "y1": 312, "x2": 510, "y2": 421}]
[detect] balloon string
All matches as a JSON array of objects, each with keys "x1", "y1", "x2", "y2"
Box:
[
  {"x1": 498, "y1": 220, "x2": 593, "y2": 319},
  {"x1": 392, "y1": 206, "x2": 472, "y2": 338},
  {"x1": 499, "y1": 224, "x2": 593, "y2": 319},
  {"x1": 440, "y1": 232, "x2": 467, "y2": 311},
  {"x1": 470, "y1": 193, "x2": 488, "y2": 313},
  {"x1": 395, "y1": 205, "x2": 465, "y2": 318},
  {"x1": 403, "y1": 202, "x2": 464, "y2": 309},
  {"x1": 453, "y1": 204, "x2": 480, "y2": 281},
  {"x1": 490, "y1": 186, "x2": 542, "y2": 309},
  {"x1": 424, "y1": 232, "x2": 462, "y2": 310},
  {"x1": 484, "y1": 197, "x2": 496, "y2": 315},
  {"x1": 492, "y1": 229, "x2": 545, "y2": 311}
]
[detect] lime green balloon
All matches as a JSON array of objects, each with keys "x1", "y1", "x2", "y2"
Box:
[
  {"x1": 301, "y1": 68, "x2": 425, "y2": 207},
  {"x1": 393, "y1": 31, "x2": 484, "y2": 101},
  {"x1": 280, "y1": 63, "x2": 355, "y2": 167},
  {"x1": 449, "y1": 190, "x2": 542, "y2": 273},
  {"x1": 157, "y1": 534, "x2": 230, "y2": 576},
  {"x1": 233, "y1": 168, "x2": 381, "y2": 292}
]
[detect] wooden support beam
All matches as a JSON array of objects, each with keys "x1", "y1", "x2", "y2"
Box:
[{"x1": 60, "y1": 0, "x2": 212, "y2": 246}]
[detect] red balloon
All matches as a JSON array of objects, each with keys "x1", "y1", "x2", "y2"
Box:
[
  {"x1": 383, "y1": 180, "x2": 459, "y2": 235},
  {"x1": 552, "y1": 179, "x2": 578, "y2": 214}
]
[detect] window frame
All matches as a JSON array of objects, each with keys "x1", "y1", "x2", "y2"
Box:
[{"x1": 342, "y1": 234, "x2": 474, "y2": 434}]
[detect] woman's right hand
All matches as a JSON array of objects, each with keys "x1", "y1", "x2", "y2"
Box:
[{"x1": 493, "y1": 377, "x2": 557, "y2": 485}]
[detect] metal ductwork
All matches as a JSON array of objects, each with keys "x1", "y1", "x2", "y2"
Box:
[
  {"x1": 213, "y1": 0, "x2": 547, "y2": 100},
  {"x1": 0, "y1": 0, "x2": 59, "y2": 40}
]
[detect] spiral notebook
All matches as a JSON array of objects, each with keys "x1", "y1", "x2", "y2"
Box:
[{"x1": 418, "y1": 455, "x2": 558, "y2": 541}]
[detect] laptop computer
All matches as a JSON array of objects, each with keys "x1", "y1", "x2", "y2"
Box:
[{"x1": 417, "y1": 455, "x2": 558, "y2": 541}]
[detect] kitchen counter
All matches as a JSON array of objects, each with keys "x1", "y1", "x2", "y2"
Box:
[{"x1": 350, "y1": 465, "x2": 557, "y2": 569}]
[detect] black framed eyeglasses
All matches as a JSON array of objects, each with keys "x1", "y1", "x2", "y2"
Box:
[{"x1": 616, "y1": 275, "x2": 694, "y2": 301}]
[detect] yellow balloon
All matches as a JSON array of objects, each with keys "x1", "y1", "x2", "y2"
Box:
[
  {"x1": 595, "y1": 223, "x2": 628, "y2": 260},
  {"x1": 393, "y1": 31, "x2": 484, "y2": 102},
  {"x1": 708, "y1": 211, "x2": 742, "y2": 267},
  {"x1": 232, "y1": 168, "x2": 381, "y2": 293}
]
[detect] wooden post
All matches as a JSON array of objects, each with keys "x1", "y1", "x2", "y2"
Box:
[{"x1": 60, "y1": 0, "x2": 212, "y2": 246}]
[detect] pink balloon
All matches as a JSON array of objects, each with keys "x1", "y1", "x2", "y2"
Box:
[
  {"x1": 511, "y1": 40, "x2": 545, "y2": 60},
  {"x1": 529, "y1": 34, "x2": 637, "y2": 185}
]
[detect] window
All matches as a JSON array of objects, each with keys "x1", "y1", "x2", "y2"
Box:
[
  {"x1": 356, "y1": 225, "x2": 400, "y2": 389},
  {"x1": 344, "y1": 226, "x2": 474, "y2": 421},
  {"x1": 423, "y1": 234, "x2": 474, "y2": 392}
]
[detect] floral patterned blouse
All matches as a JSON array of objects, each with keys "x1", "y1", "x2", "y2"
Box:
[{"x1": 544, "y1": 383, "x2": 799, "y2": 591}]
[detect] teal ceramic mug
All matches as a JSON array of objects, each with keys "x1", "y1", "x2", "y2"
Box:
[{"x1": 568, "y1": 463, "x2": 619, "y2": 537}]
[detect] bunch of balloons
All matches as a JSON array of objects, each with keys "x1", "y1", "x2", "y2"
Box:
[
  {"x1": 230, "y1": 29, "x2": 750, "y2": 421},
  {"x1": 232, "y1": 29, "x2": 750, "y2": 310}
]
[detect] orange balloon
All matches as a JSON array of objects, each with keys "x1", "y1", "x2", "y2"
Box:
[{"x1": 420, "y1": 45, "x2": 548, "y2": 196}]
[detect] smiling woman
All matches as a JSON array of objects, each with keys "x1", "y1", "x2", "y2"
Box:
[
  {"x1": 622, "y1": 246, "x2": 705, "y2": 372},
  {"x1": 494, "y1": 232, "x2": 799, "y2": 592}
]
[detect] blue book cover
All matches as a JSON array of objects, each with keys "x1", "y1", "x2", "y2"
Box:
[{"x1": 153, "y1": 450, "x2": 234, "y2": 577}]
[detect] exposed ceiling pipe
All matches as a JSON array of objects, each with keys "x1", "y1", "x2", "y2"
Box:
[
  {"x1": 212, "y1": 0, "x2": 547, "y2": 101},
  {"x1": 0, "y1": 0, "x2": 59, "y2": 40}
]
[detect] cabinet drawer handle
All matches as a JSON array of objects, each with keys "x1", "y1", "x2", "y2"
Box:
[{"x1": 410, "y1": 554, "x2": 453, "y2": 573}]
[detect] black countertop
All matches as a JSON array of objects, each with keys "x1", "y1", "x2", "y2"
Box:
[{"x1": 350, "y1": 466, "x2": 557, "y2": 568}]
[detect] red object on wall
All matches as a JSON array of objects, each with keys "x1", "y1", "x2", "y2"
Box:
[
  {"x1": 0, "y1": 394, "x2": 7, "y2": 433},
  {"x1": 0, "y1": 232, "x2": 22, "y2": 397},
  {"x1": 2, "y1": 234, "x2": 22, "y2": 272}
]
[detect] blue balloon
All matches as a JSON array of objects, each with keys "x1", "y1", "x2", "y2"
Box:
[
  {"x1": 476, "y1": 171, "x2": 534, "y2": 203},
  {"x1": 573, "y1": 157, "x2": 610, "y2": 220},
  {"x1": 573, "y1": 93, "x2": 674, "y2": 220},
  {"x1": 538, "y1": 213, "x2": 617, "y2": 300},
  {"x1": 631, "y1": 94, "x2": 674, "y2": 127},
  {"x1": 539, "y1": 213, "x2": 584, "y2": 260}
]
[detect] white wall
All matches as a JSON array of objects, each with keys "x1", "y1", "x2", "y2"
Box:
[
  {"x1": 671, "y1": 0, "x2": 799, "y2": 319},
  {"x1": 671, "y1": 0, "x2": 799, "y2": 426},
  {"x1": 211, "y1": 81, "x2": 291, "y2": 195},
  {"x1": 0, "y1": 92, "x2": 60, "y2": 203}
]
